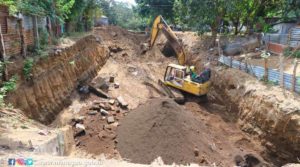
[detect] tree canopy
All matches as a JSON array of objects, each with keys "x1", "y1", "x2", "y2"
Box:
[
  {"x1": 136, "y1": 0, "x2": 175, "y2": 24},
  {"x1": 0, "y1": 0, "x2": 75, "y2": 23},
  {"x1": 172, "y1": 0, "x2": 300, "y2": 37},
  {"x1": 99, "y1": 0, "x2": 145, "y2": 30},
  {"x1": 1, "y1": 0, "x2": 299, "y2": 36}
]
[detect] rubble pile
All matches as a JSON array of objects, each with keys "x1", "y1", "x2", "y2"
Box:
[{"x1": 71, "y1": 76, "x2": 129, "y2": 156}]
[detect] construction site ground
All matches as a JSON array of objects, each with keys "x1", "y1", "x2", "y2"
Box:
[
  {"x1": 52, "y1": 27, "x2": 272, "y2": 166},
  {"x1": 0, "y1": 26, "x2": 299, "y2": 167}
]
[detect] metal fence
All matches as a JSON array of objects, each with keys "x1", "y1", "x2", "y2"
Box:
[
  {"x1": 263, "y1": 33, "x2": 290, "y2": 45},
  {"x1": 263, "y1": 27, "x2": 300, "y2": 47},
  {"x1": 218, "y1": 55, "x2": 300, "y2": 93}
]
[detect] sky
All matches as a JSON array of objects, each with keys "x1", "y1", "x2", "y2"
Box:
[{"x1": 115, "y1": 0, "x2": 137, "y2": 6}]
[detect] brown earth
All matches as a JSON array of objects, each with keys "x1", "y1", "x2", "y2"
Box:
[
  {"x1": 116, "y1": 98, "x2": 267, "y2": 166},
  {"x1": 71, "y1": 94, "x2": 125, "y2": 158},
  {"x1": 2, "y1": 26, "x2": 299, "y2": 166},
  {"x1": 6, "y1": 35, "x2": 109, "y2": 124},
  {"x1": 60, "y1": 27, "x2": 296, "y2": 166}
]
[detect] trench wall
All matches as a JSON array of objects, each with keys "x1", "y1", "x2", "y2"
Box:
[
  {"x1": 211, "y1": 67, "x2": 300, "y2": 163},
  {"x1": 6, "y1": 35, "x2": 109, "y2": 124}
]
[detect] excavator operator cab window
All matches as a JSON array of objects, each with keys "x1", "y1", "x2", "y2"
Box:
[{"x1": 165, "y1": 67, "x2": 184, "y2": 87}]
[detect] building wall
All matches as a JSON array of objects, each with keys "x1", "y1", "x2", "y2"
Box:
[
  {"x1": 0, "y1": 5, "x2": 8, "y2": 34},
  {"x1": 0, "y1": 5, "x2": 47, "y2": 57},
  {"x1": 23, "y1": 15, "x2": 35, "y2": 47},
  {"x1": 263, "y1": 23, "x2": 300, "y2": 54}
]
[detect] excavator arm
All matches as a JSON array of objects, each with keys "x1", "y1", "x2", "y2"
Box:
[{"x1": 150, "y1": 15, "x2": 186, "y2": 65}]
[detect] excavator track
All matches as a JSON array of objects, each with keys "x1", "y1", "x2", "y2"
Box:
[{"x1": 158, "y1": 79, "x2": 185, "y2": 104}]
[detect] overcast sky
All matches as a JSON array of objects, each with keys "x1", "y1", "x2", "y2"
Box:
[{"x1": 115, "y1": 0, "x2": 137, "y2": 6}]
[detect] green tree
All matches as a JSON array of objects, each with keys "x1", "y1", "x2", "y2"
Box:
[
  {"x1": 0, "y1": 0, "x2": 18, "y2": 14},
  {"x1": 174, "y1": 0, "x2": 226, "y2": 45},
  {"x1": 99, "y1": 1, "x2": 145, "y2": 30},
  {"x1": 174, "y1": 0, "x2": 285, "y2": 38},
  {"x1": 225, "y1": 0, "x2": 248, "y2": 35},
  {"x1": 0, "y1": 0, "x2": 75, "y2": 22},
  {"x1": 282, "y1": 0, "x2": 300, "y2": 21},
  {"x1": 110, "y1": 2, "x2": 145, "y2": 30},
  {"x1": 136, "y1": 0, "x2": 175, "y2": 24},
  {"x1": 66, "y1": 0, "x2": 102, "y2": 32}
]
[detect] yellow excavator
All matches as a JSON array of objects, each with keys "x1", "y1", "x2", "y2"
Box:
[{"x1": 150, "y1": 15, "x2": 211, "y2": 98}]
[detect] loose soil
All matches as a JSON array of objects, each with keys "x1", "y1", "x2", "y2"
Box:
[
  {"x1": 117, "y1": 98, "x2": 267, "y2": 166},
  {"x1": 72, "y1": 94, "x2": 124, "y2": 158},
  {"x1": 51, "y1": 26, "x2": 289, "y2": 166},
  {"x1": 1, "y1": 25, "x2": 299, "y2": 166}
]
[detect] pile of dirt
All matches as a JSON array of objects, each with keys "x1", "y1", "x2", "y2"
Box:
[
  {"x1": 117, "y1": 98, "x2": 268, "y2": 166},
  {"x1": 94, "y1": 26, "x2": 147, "y2": 52},
  {"x1": 116, "y1": 98, "x2": 214, "y2": 165}
]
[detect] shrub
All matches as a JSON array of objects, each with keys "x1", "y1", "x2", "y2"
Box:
[
  {"x1": 23, "y1": 58, "x2": 34, "y2": 80},
  {"x1": 39, "y1": 28, "x2": 49, "y2": 49},
  {"x1": 283, "y1": 47, "x2": 300, "y2": 58},
  {"x1": 0, "y1": 75, "x2": 18, "y2": 108}
]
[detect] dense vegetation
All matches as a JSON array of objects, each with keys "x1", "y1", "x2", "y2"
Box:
[
  {"x1": 137, "y1": 0, "x2": 300, "y2": 34},
  {"x1": 2, "y1": 0, "x2": 299, "y2": 34},
  {"x1": 0, "y1": 0, "x2": 145, "y2": 32}
]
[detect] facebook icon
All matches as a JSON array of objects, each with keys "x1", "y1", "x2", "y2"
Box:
[{"x1": 8, "y1": 158, "x2": 15, "y2": 165}]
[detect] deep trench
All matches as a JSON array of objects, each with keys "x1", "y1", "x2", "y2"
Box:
[
  {"x1": 57, "y1": 51, "x2": 295, "y2": 166},
  {"x1": 6, "y1": 28, "x2": 298, "y2": 166}
]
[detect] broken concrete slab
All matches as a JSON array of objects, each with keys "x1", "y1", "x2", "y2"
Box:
[
  {"x1": 88, "y1": 85, "x2": 109, "y2": 98},
  {"x1": 75, "y1": 123, "x2": 85, "y2": 130},
  {"x1": 100, "y1": 103, "x2": 112, "y2": 110},
  {"x1": 117, "y1": 96, "x2": 128, "y2": 108},
  {"x1": 109, "y1": 99, "x2": 115, "y2": 105},
  {"x1": 89, "y1": 105, "x2": 100, "y2": 111},
  {"x1": 72, "y1": 116, "x2": 85, "y2": 124},
  {"x1": 107, "y1": 116, "x2": 115, "y2": 124},
  {"x1": 109, "y1": 76, "x2": 115, "y2": 83},
  {"x1": 100, "y1": 109, "x2": 109, "y2": 116},
  {"x1": 90, "y1": 76, "x2": 110, "y2": 92},
  {"x1": 87, "y1": 110, "x2": 98, "y2": 115},
  {"x1": 114, "y1": 82, "x2": 120, "y2": 88},
  {"x1": 194, "y1": 147, "x2": 199, "y2": 157},
  {"x1": 74, "y1": 124, "x2": 86, "y2": 137}
]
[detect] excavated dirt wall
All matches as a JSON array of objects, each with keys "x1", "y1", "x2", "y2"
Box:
[
  {"x1": 6, "y1": 35, "x2": 109, "y2": 124},
  {"x1": 211, "y1": 67, "x2": 300, "y2": 164}
]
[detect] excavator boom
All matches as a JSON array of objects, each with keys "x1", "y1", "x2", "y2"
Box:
[
  {"x1": 149, "y1": 15, "x2": 211, "y2": 98},
  {"x1": 150, "y1": 15, "x2": 186, "y2": 65}
]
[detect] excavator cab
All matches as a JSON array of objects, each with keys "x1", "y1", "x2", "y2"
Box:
[
  {"x1": 150, "y1": 15, "x2": 211, "y2": 97},
  {"x1": 164, "y1": 64, "x2": 211, "y2": 96}
]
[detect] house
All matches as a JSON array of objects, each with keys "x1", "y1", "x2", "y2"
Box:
[
  {"x1": 0, "y1": 5, "x2": 48, "y2": 57},
  {"x1": 263, "y1": 22, "x2": 299, "y2": 54}
]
